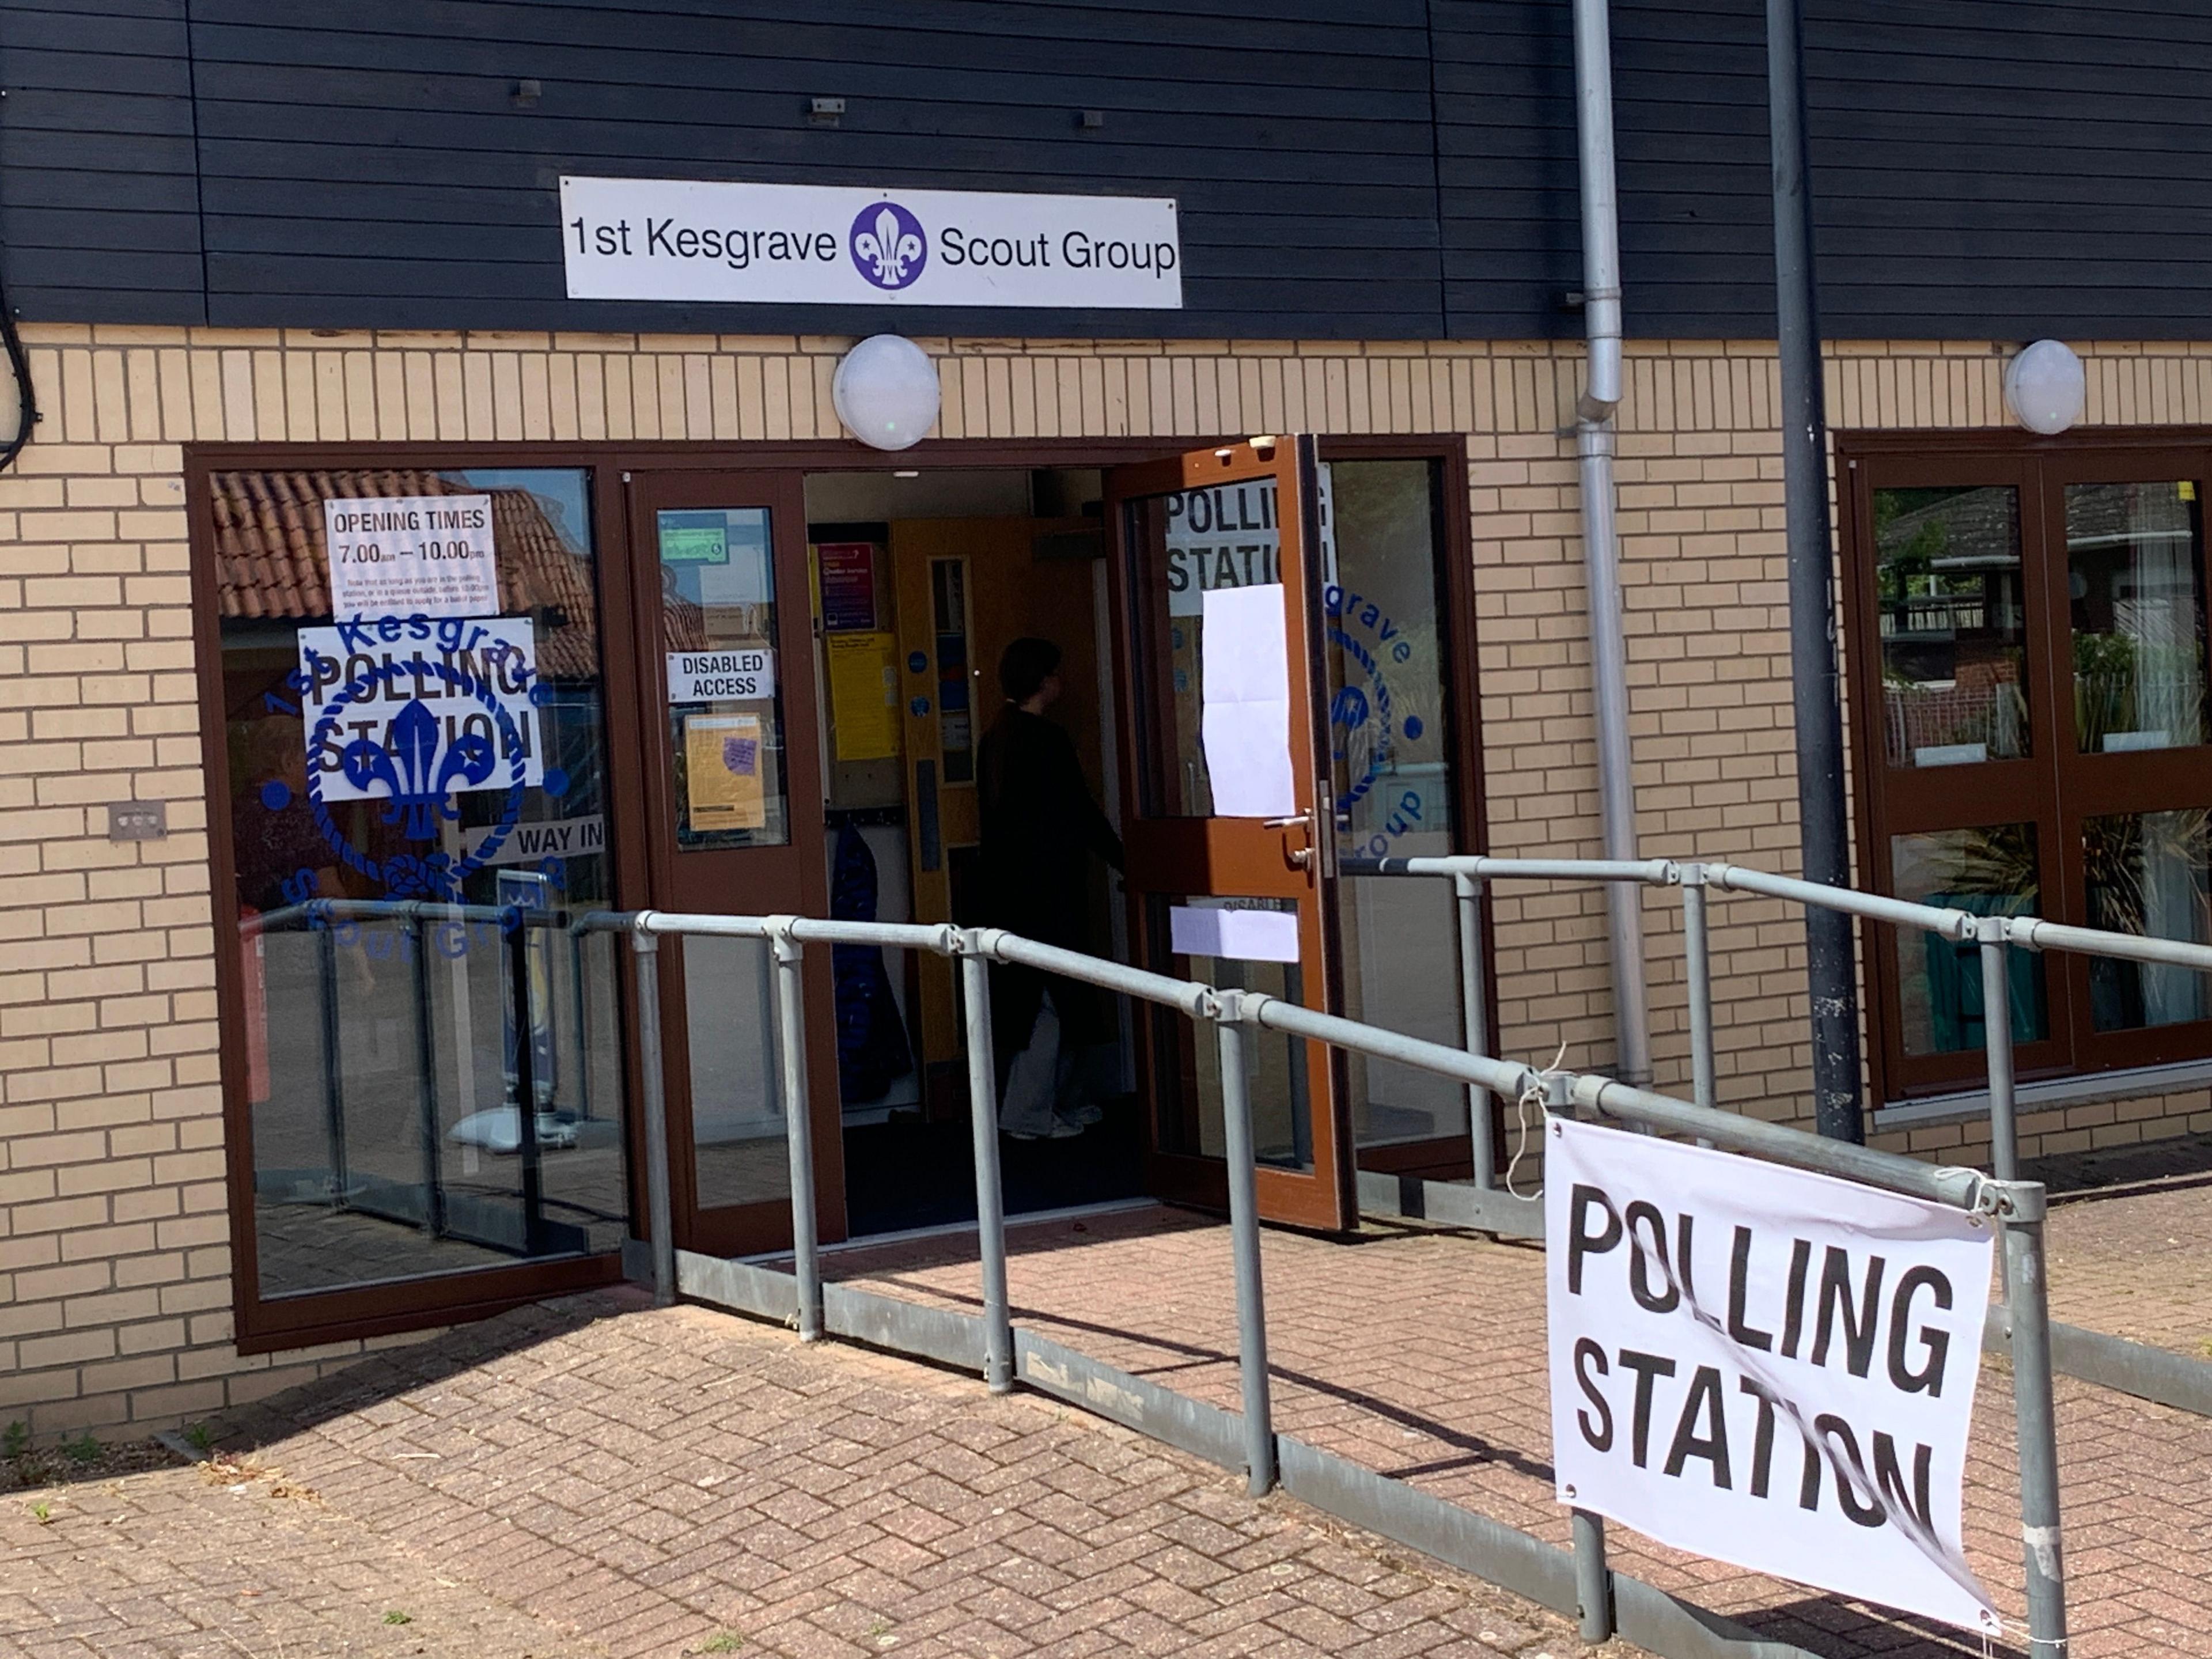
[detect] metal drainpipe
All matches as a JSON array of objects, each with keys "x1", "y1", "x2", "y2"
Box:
[{"x1": 1570, "y1": 0, "x2": 1653, "y2": 1088}]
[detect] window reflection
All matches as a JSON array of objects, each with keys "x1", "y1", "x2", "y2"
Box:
[
  {"x1": 1324, "y1": 459, "x2": 1467, "y2": 1150},
  {"x1": 1891, "y1": 824, "x2": 2047, "y2": 1057},
  {"x1": 1873, "y1": 486, "x2": 2028, "y2": 768},
  {"x1": 2084, "y1": 809, "x2": 2212, "y2": 1031},
  {"x1": 217, "y1": 468, "x2": 626, "y2": 1298},
  {"x1": 2066, "y1": 481, "x2": 2207, "y2": 754}
]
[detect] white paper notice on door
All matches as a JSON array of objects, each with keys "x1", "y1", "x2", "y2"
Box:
[
  {"x1": 1169, "y1": 901, "x2": 1301, "y2": 964},
  {"x1": 1199, "y1": 582, "x2": 1295, "y2": 818}
]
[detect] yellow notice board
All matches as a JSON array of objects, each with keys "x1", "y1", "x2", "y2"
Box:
[
  {"x1": 827, "y1": 630, "x2": 900, "y2": 762},
  {"x1": 683, "y1": 713, "x2": 766, "y2": 832}
]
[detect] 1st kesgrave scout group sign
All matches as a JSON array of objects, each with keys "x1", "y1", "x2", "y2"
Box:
[
  {"x1": 1544, "y1": 1118, "x2": 2001, "y2": 1638},
  {"x1": 559, "y1": 177, "x2": 1183, "y2": 309}
]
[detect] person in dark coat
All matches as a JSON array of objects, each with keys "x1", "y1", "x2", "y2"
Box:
[{"x1": 978, "y1": 637, "x2": 1124, "y2": 1138}]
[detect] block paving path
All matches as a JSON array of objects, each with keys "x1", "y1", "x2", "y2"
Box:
[
  {"x1": 1, "y1": 1286, "x2": 1637, "y2": 1659},
  {"x1": 815, "y1": 1196, "x2": 2212, "y2": 1659}
]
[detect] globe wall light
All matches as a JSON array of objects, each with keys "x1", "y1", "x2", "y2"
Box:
[
  {"x1": 832, "y1": 334, "x2": 941, "y2": 452},
  {"x1": 2003, "y1": 339, "x2": 2086, "y2": 436}
]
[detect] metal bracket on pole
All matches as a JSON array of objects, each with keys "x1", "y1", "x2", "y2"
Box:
[
  {"x1": 1212, "y1": 988, "x2": 1278, "y2": 1498},
  {"x1": 763, "y1": 916, "x2": 822, "y2": 1342}
]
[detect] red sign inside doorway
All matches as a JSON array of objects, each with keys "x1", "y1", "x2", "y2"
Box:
[{"x1": 817, "y1": 542, "x2": 878, "y2": 631}]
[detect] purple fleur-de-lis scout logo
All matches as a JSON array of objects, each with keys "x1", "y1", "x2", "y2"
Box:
[
  {"x1": 850, "y1": 201, "x2": 926, "y2": 290},
  {"x1": 341, "y1": 695, "x2": 498, "y2": 842}
]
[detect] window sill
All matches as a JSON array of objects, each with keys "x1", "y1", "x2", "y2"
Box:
[{"x1": 1874, "y1": 1055, "x2": 2212, "y2": 1131}]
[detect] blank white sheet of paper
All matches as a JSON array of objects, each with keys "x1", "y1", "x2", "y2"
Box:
[
  {"x1": 1169, "y1": 903, "x2": 1302, "y2": 964},
  {"x1": 1199, "y1": 582, "x2": 1296, "y2": 819}
]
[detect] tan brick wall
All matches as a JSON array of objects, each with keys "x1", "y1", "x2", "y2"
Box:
[{"x1": 4, "y1": 324, "x2": 2210, "y2": 1437}]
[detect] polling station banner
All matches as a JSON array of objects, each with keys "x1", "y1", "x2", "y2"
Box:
[{"x1": 1544, "y1": 1117, "x2": 1999, "y2": 1637}]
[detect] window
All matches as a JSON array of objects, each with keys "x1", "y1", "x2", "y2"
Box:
[
  {"x1": 211, "y1": 465, "x2": 627, "y2": 1330},
  {"x1": 1844, "y1": 439, "x2": 2212, "y2": 1099}
]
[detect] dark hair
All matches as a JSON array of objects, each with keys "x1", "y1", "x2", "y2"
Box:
[{"x1": 998, "y1": 637, "x2": 1062, "y2": 703}]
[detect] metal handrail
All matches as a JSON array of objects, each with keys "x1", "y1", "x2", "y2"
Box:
[{"x1": 586, "y1": 902, "x2": 2067, "y2": 1657}]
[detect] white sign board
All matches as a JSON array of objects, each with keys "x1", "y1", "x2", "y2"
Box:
[
  {"x1": 1169, "y1": 901, "x2": 1301, "y2": 964},
  {"x1": 324, "y1": 495, "x2": 498, "y2": 620},
  {"x1": 667, "y1": 647, "x2": 777, "y2": 704},
  {"x1": 561, "y1": 177, "x2": 1182, "y2": 310},
  {"x1": 1199, "y1": 583, "x2": 1296, "y2": 819},
  {"x1": 298, "y1": 618, "x2": 542, "y2": 802},
  {"x1": 461, "y1": 813, "x2": 605, "y2": 868},
  {"x1": 1165, "y1": 479, "x2": 1279, "y2": 618},
  {"x1": 1545, "y1": 1117, "x2": 1999, "y2": 1637}
]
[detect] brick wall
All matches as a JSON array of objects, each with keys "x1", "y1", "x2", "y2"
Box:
[{"x1": 4, "y1": 324, "x2": 2210, "y2": 1437}]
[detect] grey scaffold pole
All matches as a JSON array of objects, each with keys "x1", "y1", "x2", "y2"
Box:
[
  {"x1": 960, "y1": 935, "x2": 1014, "y2": 1392},
  {"x1": 1680, "y1": 865, "x2": 1718, "y2": 1115},
  {"x1": 631, "y1": 924, "x2": 675, "y2": 1309},
  {"x1": 767, "y1": 919, "x2": 822, "y2": 1341},
  {"x1": 2000, "y1": 1181, "x2": 2069, "y2": 1656},
  {"x1": 1979, "y1": 917, "x2": 2021, "y2": 1184},
  {"x1": 1214, "y1": 990, "x2": 1277, "y2": 1497},
  {"x1": 1455, "y1": 871, "x2": 1498, "y2": 1189}
]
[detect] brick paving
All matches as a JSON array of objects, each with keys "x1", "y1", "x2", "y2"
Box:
[
  {"x1": 813, "y1": 1199, "x2": 2212, "y2": 1659},
  {"x1": 2, "y1": 1287, "x2": 1638, "y2": 1659}
]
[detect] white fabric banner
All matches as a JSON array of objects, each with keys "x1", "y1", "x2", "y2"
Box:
[
  {"x1": 1544, "y1": 1117, "x2": 1999, "y2": 1637},
  {"x1": 1198, "y1": 583, "x2": 1296, "y2": 818}
]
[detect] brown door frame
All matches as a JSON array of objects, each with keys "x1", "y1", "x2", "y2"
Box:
[
  {"x1": 192, "y1": 430, "x2": 1482, "y2": 1348},
  {"x1": 1839, "y1": 426, "x2": 2212, "y2": 1108}
]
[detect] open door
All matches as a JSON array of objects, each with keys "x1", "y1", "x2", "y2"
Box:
[
  {"x1": 1105, "y1": 437, "x2": 1353, "y2": 1230},
  {"x1": 624, "y1": 469, "x2": 842, "y2": 1257}
]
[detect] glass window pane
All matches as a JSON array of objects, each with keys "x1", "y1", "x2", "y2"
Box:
[
  {"x1": 1150, "y1": 896, "x2": 1309, "y2": 1170},
  {"x1": 2066, "y1": 481, "x2": 2207, "y2": 753},
  {"x1": 1323, "y1": 459, "x2": 1466, "y2": 1149},
  {"x1": 2084, "y1": 809, "x2": 2212, "y2": 1031},
  {"x1": 684, "y1": 934, "x2": 792, "y2": 1208},
  {"x1": 1125, "y1": 479, "x2": 1282, "y2": 816},
  {"x1": 217, "y1": 467, "x2": 626, "y2": 1298},
  {"x1": 1873, "y1": 486, "x2": 2028, "y2": 768},
  {"x1": 660, "y1": 506, "x2": 791, "y2": 847},
  {"x1": 1890, "y1": 825, "x2": 2047, "y2": 1057}
]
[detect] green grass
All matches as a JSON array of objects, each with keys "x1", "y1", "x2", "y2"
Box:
[
  {"x1": 29, "y1": 1501, "x2": 51, "y2": 1524},
  {"x1": 1, "y1": 1422, "x2": 26, "y2": 1461},
  {"x1": 695, "y1": 1635, "x2": 744, "y2": 1654},
  {"x1": 382, "y1": 1611, "x2": 412, "y2": 1626},
  {"x1": 60, "y1": 1433, "x2": 99, "y2": 1466},
  {"x1": 184, "y1": 1422, "x2": 215, "y2": 1453}
]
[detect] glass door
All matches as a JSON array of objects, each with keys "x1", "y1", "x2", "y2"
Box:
[
  {"x1": 1105, "y1": 437, "x2": 1354, "y2": 1230},
  {"x1": 625, "y1": 471, "x2": 840, "y2": 1256}
]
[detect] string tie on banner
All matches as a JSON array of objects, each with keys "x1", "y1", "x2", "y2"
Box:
[{"x1": 1505, "y1": 1039, "x2": 1570, "y2": 1199}]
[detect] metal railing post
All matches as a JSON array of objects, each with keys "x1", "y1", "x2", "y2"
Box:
[
  {"x1": 1455, "y1": 871, "x2": 1497, "y2": 1190},
  {"x1": 769, "y1": 920, "x2": 823, "y2": 1342},
  {"x1": 632, "y1": 926, "x2": 675, "y2": 1309},
  {"x1": 1680, "y1": 864, "x2": 1718, "y2": 1115},
  {"x1": 1979, "y1": 918, "x2": 2020, "y2": 1185},
  {"x1": 2001, "y1": 1183, "x2": 2067, "y2": 1656},
  {"x1": 1573, "y1": 1507, "x2": 1613, "y2": 1643},
  {"x1": 315, "y1": 915, "x2": 350, "y2": 1204},
  {"x1": 408, "y1": 909, "x2": 445, "y2": 1238},
  {"x1": 960, "y1": 935, "x2": 1013, "y2": 1393},
  {"x1": 1215, "y1": 990, "x2": 1277, "y2": 1497},
  {"x1": 507, "y1": 912, "x2": 546, "y2": 1257}
]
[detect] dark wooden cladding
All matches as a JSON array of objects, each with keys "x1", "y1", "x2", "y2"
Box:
[{"x1": 7, "y1": 0, "x2": 2212, "y2": 339}]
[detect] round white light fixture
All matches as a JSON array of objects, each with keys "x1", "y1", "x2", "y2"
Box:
[
  {"x1": 2003, "y1": 340, "x2": 2086, "y2": 435},
  {"x1": 832, "y1": 334, "x2": 940, "y2": 452}
]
